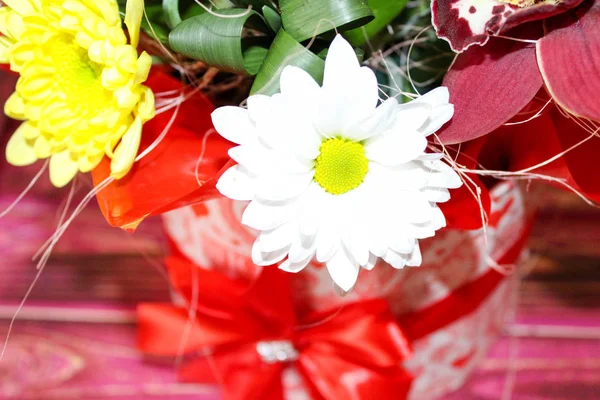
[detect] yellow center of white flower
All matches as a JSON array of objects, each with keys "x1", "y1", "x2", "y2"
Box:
[{"x1": 314, "y1": 137, "x2": 368, "y2": 195}]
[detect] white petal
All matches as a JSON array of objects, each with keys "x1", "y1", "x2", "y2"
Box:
[
  {"x1": 326, "y1": 246, "x2": 359, "y2": 292},
  {"x1": 211, "y1": 106, "x2": 255, "y2": 145},
  {"x1": 426, "y1": 162, "x2": 463, "y2": 189},
  {"x1": 431, "y1": 206, "x2": 447, "y2": 230},
  {"x1": 322, "y1": 35, "x2": 361, "y2": 91},
  {"x1": 242, "y1": 199, "x2": 295, "y2": 230},
  {"x1": 252, "y1": 239, "x2": 290, "y2": 266},
  {"x1": 407, "y1": 222, "x2": 436, "y2": 239},
  {"x1": 216, "y1": 165, "x2": 256, "y2": 201},
  {"x1": 250, "y1": 94, "x2": 321, "y2": 161},
  {"x1": 259, "y1": 222, "x2": 295, "y2": 252},
  {"x1": 407, "y1": 243, "x2": 422, "y2": 267},
  {"x1": 343, "y1": 98, "x2": 398, "y2": 142},
  {"x1": 365, "y1": 129, "x2": 427, "y2": 165},
  {"x1": 227, "y1": 145, "x2": 265, "y2": 175},
  {"x1": 345, "y1": 210, "x2": 371, "y2": 267},
  {"x1": 280, "y1": 66, "x2": 320, "y2": 111},
  {"x1": 395, "y1": 102, "x2": 432, "y2": 132},
  {"x1": 279, "y1": 255, "x2": 312, "y2": 273},
  {"x1": 414, "y1": 87, "x2": 450, "y2": 108},
  {"x1": 316, "y1": 36, "x2": 379, "y2": 136},
  {"x1": 316, "y1": 220, "x2": 341, "y2": 263},
  {"x1": 419, "y1": 105, "x2": 454, "y2": 137},
  {"x1": 422, "y1": 187, "x2": 451, "y2": 203},
  {"x1": 383, "y1": 249, "x2": 408, "y2": 270},
  {"x1": 247, "y1": 94, "x2": 273, "y2": 124},
  {"x1": 254, "y1": 171, "x2": 313, "y2": 202},
  {"x1": 418, "y1": 153, "x2": 444, "y2": 161},
  {"x1": 363, "y1": 253, "x2": 378, "y2": 271},
  {"x1": 288, "y1": 233, "x2": 317, "y2": 263},
  {"x1": 413, "y1": 87, "x2": 454, "y2": 136},
  {"x1": 316, "y1": 67, "x2": 379, "y2": 137},
  {"x1": 400, "y1": 196, "x2": 434, "y2": 223},
  {"x1": 390, "y1": 237, "x2": 416, "y2": 254},
  {"x1": 297, "y1": 183, "x2": 325, "y2": 237}
]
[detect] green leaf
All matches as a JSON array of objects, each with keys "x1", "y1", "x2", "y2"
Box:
[
  {"x1": 163, "y1": 0, "x2": 182, "y2": 29},
  {"x1": 279, "y1": 0, "x2": 374, "y2": 42},
  {"x1": 262, "y1": 5, "x2": 282, "y2": 32},
  {"x1": 231, "y1": 0, "x2": 277, "y2": 8},
  {"x1": 136, "y1": 3, "x2": 170, "y2": 44},
  {"x1": 344, "y1": 0, "x2": 409, "y2": 46},
  {"x1": 251, "y1": 28, "x2": 325, "y2": 96},
  {"x1": 169, "y1": 8, "x2": 272, "y2": 75}
]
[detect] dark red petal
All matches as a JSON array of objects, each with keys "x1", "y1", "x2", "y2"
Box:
[
  {"x1": 439, "y1": 137, "x2": 492, "y2": 230},
  {"x1": 537, "y1": 0, "x2": 600, "y2": 122},
  {"x1": 479, "y1": 99, "x2": 572, "y2": 180},
  {"x1": 502, "y1": 0, "x2": 585, "y2": 33},
  {"x1": 438, "y1": 25, "x2": 543, "y2": 144},
  {"x1": 552, "y1": 107, "x2": 600, "y2": 201},
  {"x1": 432, "y1": 0, "x2": 583, "y2": 53},
  {"x1": 0, "y1": 69, "x2": 16, "y2": 135},
  {"x1": 92, "y1": 70, "x2": 234, "y2": 231}
]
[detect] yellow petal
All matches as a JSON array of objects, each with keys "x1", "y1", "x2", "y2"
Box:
[
  {"x1": 4, "y1": 91, "x2": 25, "y2": 120},
  {"x1": 110, "y1": 116, "x2": 142, "y2": 179},
  {"x1": 134, "y1": 51, "x2": 152, "y2": 85},
  {"x1": 21, "y1": 121, "x2": 41, "y2": 140},
  {"x1": 136, "y1": 86, "x2": 155, "y2": 122},
  {"x1": 16, "y1": 73, "x2": 53, "y2": 101},
  {"x1": 0, "y1": 35, "x2": 13, "y2": 63},
  {"x1": 125, "y1": 0, "x2": 144, "y2": 48},
  {"x1": 78, "y1": 151, "x2": 103, "y2": 173},
  {"x1": 9, "y1": 41, "x2": 35, "y2": 72},
  {"x1": 2, "y1": 0, "x2": 37, "y2": 16},
  {"x1": 114, "y1": 85, "x2": 138, "y2": 109},
  {"x1": 49, "y1": 150, "x2": 79, "y2": 187},
  {"x1": 4, "y1": 9, "x2": 26, "y2": 40},
  {"x1": 115, "y1": 44, "x2": 138, "y2": 73},
  {"x1": 102, "y1": 65, "x2": 129, "y2": 90},
  {"x1": 81, "y1": 0, "x2": 120, "y2": 26},
  {"x1": 0, "y1": 7, "x2": 13, "y2": 39},
  {"x1": 33, "y1": 136, "x2": 52, "y2": 158},
  {"x1": 6, "y1": 122, "x2": 38, "y2": 166}
]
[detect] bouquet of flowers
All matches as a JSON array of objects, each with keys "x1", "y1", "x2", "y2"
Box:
[{"x1": 0, "y1": 0, "x2": 598, "y2": 398}]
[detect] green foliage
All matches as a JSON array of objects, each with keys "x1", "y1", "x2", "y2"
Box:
[
  {"x1": 169, "y1": 9, "x2": 272, "y2": 75},
  {"x1": 251, "y1": 29, "x2": 325, "y2": 95}
]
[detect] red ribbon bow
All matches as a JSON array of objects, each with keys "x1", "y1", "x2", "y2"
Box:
[{"x1": 138, "y1": 256, "x2": 413, "y2": 400}]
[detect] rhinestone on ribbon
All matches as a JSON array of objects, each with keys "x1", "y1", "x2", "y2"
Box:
[{"x1": 256, "y1": 340, "x2": 299, "y2": 364}]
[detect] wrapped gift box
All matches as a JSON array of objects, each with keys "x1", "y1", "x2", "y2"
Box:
[{"x1": 160, "y1": 181, "x2": 528, "y2": 400}]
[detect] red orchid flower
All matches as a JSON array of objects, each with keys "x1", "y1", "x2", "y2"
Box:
[{"x1": 433, "y1": 0, "x2": 600, "y2": 144}]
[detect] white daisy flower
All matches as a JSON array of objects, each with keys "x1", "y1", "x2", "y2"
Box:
[{"x1": 211, "y1": 35, "x2": 462, "y2": 292}]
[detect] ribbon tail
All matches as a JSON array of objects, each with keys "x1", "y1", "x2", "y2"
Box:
[{"x1": 297, "y1": 351, "x2": 413, "y2": 400}]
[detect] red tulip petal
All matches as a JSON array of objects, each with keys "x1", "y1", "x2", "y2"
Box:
[
  {"x1": 93, "y1": 70, "x2": 234, "y2": 231},
  {"x1": 537, "y1": 0, "x2": 600, "y2": 122},
  {"x1": 438, "y1": 25, "x2": 543, "y2": 144},
  {"x1": 552, "y1": 107, "x2": 600, "y2": 201},
  {"x1": 432, "y1": 0, "x2": 583, "y2": 52}
]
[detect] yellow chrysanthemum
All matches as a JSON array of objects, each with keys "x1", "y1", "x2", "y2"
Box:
[{"x1": 0, "y1": 0, "x2": 154, "y2": 187}]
